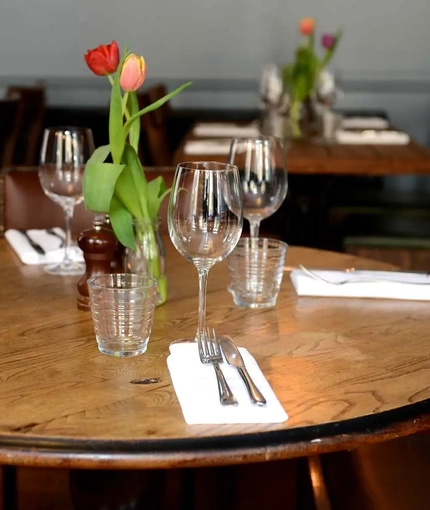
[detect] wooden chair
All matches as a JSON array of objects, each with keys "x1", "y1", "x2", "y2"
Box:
[
  {"x1": 138, "y1": 90, "x2": 173, "y2": 166},
  {"x1": 0, "y1": 166, "x2": 175, "y2": 238},
  {"x1": 0, "y1": 167, "x2": 94, "y2": 237},
  {"x1": 0, "y1": 98, "x2": 23, "y2": 168},
  {"x1": 6, "y1": 85, "x2": 46, "y2": 166}
]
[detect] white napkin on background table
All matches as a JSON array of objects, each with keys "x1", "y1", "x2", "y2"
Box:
[
  {"x1": 193, "y1": 122, "x2": 260, "y2": 138},
  {"x1": 341, "y1": 117, "x2": 389, "y2": 130},
  {"x1": 335, "y1": 129, "x2": 410, "y2": 145},
  {"x1": 167, "y1": 342, "x2": 288, "y2": 425},
  {"x1": 290, "y1": 269, "x2": 430, "y2": 300},
  {"x1": 5, "y1": 228, "x2": 83, "y2": 265},
  {"x1": 184, "y1": 139, "x2": 232, "y2": 155}
]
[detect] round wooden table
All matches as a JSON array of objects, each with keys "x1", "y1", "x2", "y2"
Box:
[{"x1": 1, "y1": 238, "x2": 429, "y2": 507}]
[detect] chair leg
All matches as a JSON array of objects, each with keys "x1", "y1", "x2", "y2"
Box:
[{"x1": 1, "y1": 465, "x2": 18, "y2": 510}]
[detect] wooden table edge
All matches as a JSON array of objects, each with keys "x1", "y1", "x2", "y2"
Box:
[{"x1": 0, "y1": 399, "x2": 428, "y2": 469}]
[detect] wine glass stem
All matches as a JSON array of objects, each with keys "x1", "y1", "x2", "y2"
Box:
[
  {"x1": 63, "y1": 205, "x2": 74, "y2": 263},
  {"x1": 249, "y1": 220, "x2": 260, "y2": 239},
  {"x1": 197, "y1": 268, "x2": 209, "y2": 339}
]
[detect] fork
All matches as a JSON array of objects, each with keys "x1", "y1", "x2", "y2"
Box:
[
  {"x1": 198, "y1": 328, "x2": 238, "y2": 406},
  {"x1": 299, "y1": 265, "x2": 430, "y2": 286}
]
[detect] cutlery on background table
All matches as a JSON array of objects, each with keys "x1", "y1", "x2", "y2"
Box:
[
  {"x1": 198, "y1": 328, "x2": 238, "y2": 406},
  {"x1": 18, "y1": 230, "x2": 45, "y2": 255},
  {"x1": 299, "y1": 265, "x2": 430, "y2": 286},
  {"x1": 219, "y1": 335, "x2": 266, "y2": 406}
]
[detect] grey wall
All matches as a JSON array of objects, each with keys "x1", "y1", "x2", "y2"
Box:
[{"x1": 1, "y1": 0, "x2": 430, "y2": 144}]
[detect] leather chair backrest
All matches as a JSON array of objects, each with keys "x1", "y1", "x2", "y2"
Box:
[{"x1": 0, "y1": 167, "x2": 175, "y2": 238}]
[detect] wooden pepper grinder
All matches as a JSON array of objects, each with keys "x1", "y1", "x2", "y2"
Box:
[{"x1": 77, "y1": 214, "x2": 119, "y2": 311}]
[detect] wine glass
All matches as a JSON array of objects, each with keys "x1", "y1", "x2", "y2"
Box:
[
  {"x1": 38, "y1": 127, "x2": 94, "y2": 275},
  {"x1": 228, "y1": 137, "x2": 288, "y2": 239},
  {"x1": 168, "y1": 162, "x2": 243, "y2": 341}
]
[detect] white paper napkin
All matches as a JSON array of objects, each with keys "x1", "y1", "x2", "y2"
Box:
[
  {"x1": 5, "y1": 228, "x2": 84, "y2": 265},
  {"x1": 193, "y1": 122, "x2": 260, "y2": 138},
  {"x1": 341, "y1": 117, "x2": 389, "y2": 130},
  {"x1": 290, "y1": 269, "x2": 430, "y2": 300},
  {"x1": 335, "y1": 129, "x2": 410, "y2": 145},
  {"x1": 184, "y1": 139, "x2": 232, "y2": 155},
  {"x1": 167, "y1": 342, "x2": 288, "y2": 425}
]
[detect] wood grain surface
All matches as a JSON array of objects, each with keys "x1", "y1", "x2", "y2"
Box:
[
  {"x1": 172, "y1": 123, "x2": 430, "y2": 176},
  {"x1": 0, "y1": 238, "x2": 429, "y2": 469}
]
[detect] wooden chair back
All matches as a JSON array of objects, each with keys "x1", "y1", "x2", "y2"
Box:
[
  {"x1": 138, "y1": 91, "x2": 172, "y2": 166},
  {"x1": 0, "y1": 167, "x2": 94, "y2": 238},
  {"x1": 0, "y1": 99, "x2": 23, "y2": 168},
  {"x1": 0, "y1": 167, "x2": 175, "y2": 238},
  {"x1": 7, "y1": 85, "x2": 46, "y2": 165}
]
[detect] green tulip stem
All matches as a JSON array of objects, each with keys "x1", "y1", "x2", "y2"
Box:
[
  {"x1": 134, "y1": 219, "x2": 166, "y2": 305},
  {"x1": 290, "y1": 101, "x2": 302, "y2": 139}
]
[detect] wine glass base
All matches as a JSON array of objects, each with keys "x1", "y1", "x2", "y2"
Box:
[{"x1": 44, "y1": 261, "x2": 85, "y2": 276}]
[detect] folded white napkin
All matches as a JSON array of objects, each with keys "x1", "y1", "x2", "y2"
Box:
[
  {"x1": 290, "y1": 269, "x2": 430, "y2": 300},
  {"x1": 193, "y1": 122, "x2": 260, "y2": 138},
  {"x1": 341, "y1": 117, "x2": 389, "y2": 130},
  {"x1": 184, "y1": 139, "x2": 232, "y2": 155},
  {"x1": 5, "y1": 228, "x2": 84, "y2": 265},
  {"x1": 335, "y1": 129, "x2": 410, "y2": 145},
  {"x1": 167, "y1": 342, "x2": 288, "y2": 425}
]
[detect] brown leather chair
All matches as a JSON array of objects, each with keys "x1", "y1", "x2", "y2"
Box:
[
  {"x1": 7, "y1": 85, "x2": 46, "y2": 166},
  {"x1": 138, "y1": 91, "x2": 172, "y2": 166},
  {"x1": 0, "y1": 167, "x2": 94, "y2": 237},
  {"x1": 0, "y1": 98, "x2": 23, "y2": 167},
  {"x1": 0, "y1": 166, "x2": 175, "y2": 238}
]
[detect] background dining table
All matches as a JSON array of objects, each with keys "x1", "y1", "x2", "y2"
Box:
[
  {"x1": 0, "y1": 237, "x2": 429, "y2": 509},
  {"x1": 173, "y1": 121, "x2": 430, "y2": 176}
]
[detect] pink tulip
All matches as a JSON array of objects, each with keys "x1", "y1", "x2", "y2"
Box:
[
  {"x1": 299, "y1": 18, "x2": 315, "y2": 36},
  {"x1": 120, "y1": 54, "x2": 147, "y2": 92},
  {"x1": 321, "y1": 34, "x2": 336, "y2": 49}
]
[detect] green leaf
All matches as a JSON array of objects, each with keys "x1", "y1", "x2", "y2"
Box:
[
  {"x1": 122, "y1": 144, "x2": 149, "y2": 218},
  {"x1": 146, "y1": 176, "x2": 169, "y2": 219},
  {"x1": 83, "y1": 161, "x2": 125, "y2": 213},
  {"x1": 109, "y1": 51, "x2": 129, "y2": 164},
  {"x1": 87, "y1": 144, "x2": 111, "y2": 164},
  {"x1": 109, "y1": 195, "x2": 135, "y2": 249},
  {"x1": 123, "y1": 81, "x2": 192, "y2": 136},
  {"x1": 127, "y1": 91, "x2": 140, "y2": 153},
  {"x1": 114, "y1": 163, "x2": 144, "y2": 219}
]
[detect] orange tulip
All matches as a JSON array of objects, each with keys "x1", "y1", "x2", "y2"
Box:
[
  {"x1": 299, "y1": 18, "x2": 315, "y2": 36},
  {"x1": 120, "y1": 54, "x2": 147, "y2": 92}
]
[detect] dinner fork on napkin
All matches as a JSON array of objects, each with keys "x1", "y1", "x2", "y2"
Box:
[
  {"x1": 5, "y1": 228, "x2": 83, "y2": 265},
  {"x1": 167, "y1": 342, "x2": 288, "y2": 424}
]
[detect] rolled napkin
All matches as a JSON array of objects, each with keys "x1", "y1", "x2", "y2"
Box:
[
  {"x1": 193, "y1": 122, "x2": 260, "y2": 138},
  {"x1": 184, "y1": 139, "x2": 232, "y2": 155},
  {"x1": 335, "y1": 129, "x2": 410, "y2": 145},
  {"x1": 5, "y1": 228, "x2": 84, "y2": 265},
  {"x1": 167, "y1": 342, "x2": 288, "y2": 425},
  {"x1": 290, "y1": 268, "x2": 430, "y2": 301},
  {"x1": 341, "y1": 117, "x2": 389, "y2": 130}
]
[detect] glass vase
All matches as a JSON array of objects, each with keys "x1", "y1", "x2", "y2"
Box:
[{"x1": 124, "y1": 217, "x2": 167, "y2": 306}]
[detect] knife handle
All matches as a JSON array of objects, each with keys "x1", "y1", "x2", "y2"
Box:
[{"x1": 238, "y1": 367, "x2": 266, "y2": 406}]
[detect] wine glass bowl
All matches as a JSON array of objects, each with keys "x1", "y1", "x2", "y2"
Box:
[
  {"x1": 39, "y1": 126, "x2": 94, "y2": 275},
  {"x1": 168, "y1": 161, "x2": 243, "y2": 340},
  {"x1": 228, "y1": 136, "x2": 288, "y2": 238}
]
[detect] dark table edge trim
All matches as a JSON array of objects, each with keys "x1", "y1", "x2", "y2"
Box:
[{"x1": 0, "y1": 399, "x2": 428, "y2": 468}]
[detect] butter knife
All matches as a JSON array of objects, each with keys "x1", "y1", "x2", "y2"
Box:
[
  {"x1": 18, "y1": 230, "x2": 45, "y2": 255},
  {"x1": 219, "y1": 336, "x2": 266, "y2": 406}
]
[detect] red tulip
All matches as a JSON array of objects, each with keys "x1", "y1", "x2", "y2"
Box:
[
  {"x1": 84, "y1": 41, "x2": 120, "y2": 76},
  {"x1": 299, "y1": 18, "x2": 315, "y2": 36},
  {"x1": 120, "y1": 54, "x2": 147, "y2": 92}
]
